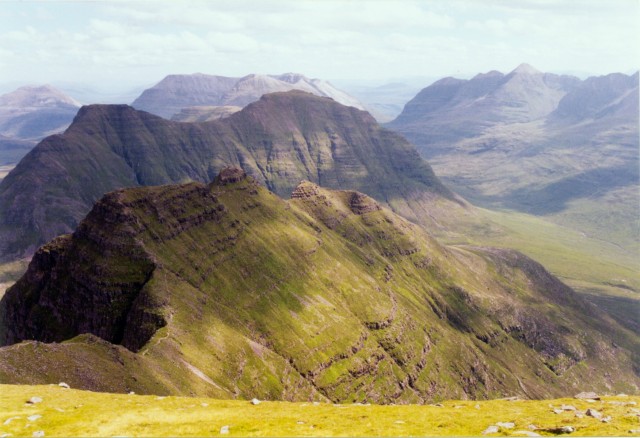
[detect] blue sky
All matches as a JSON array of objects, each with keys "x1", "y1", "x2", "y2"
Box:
[{"x1": 0, "y1": 0, "x2": 638, "y2": 95}]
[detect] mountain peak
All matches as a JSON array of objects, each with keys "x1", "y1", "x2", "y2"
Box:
[
  {"x1": 274, "y1": 72, "x2": 308, "y2": 83},
  {"x1": 511, "y1": 63, "x2": 541, "y2": 75},
  {"x1": 0, "y1": 84, "x2": 81, "y2": 108},
  {"x1": 291, "y1": 180, "x2": 320, "y2": 199},
  {"x1": 132, "y1": 72, "x2": 364, "y2": 118},
  {"x1": 213, "y1": 166, "x2": 247, "y2": 186}
]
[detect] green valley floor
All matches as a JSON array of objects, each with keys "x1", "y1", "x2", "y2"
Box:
[{"x1": 1, "y1": 385, "x2": 638, "y2": 437}]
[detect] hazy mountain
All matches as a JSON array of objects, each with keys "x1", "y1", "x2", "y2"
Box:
[
  {"x1": 1, "y1": 168, "x2": 637, "y2": 401},
  {"x1": 0, "y1": 85, "x2": 81, "y2": 141},
  {"x1": 132, "y1": 73, "x2": 365, "y2": 118},
  {"x1": 171, "y1": 105, "x2": 242, "y2": 122},
  {"x1": 0, "y1": 91, "x2": 459, "y2": 262},
  {"x1": 387, "y1": 66, "x2": 639, "y2": 250}
]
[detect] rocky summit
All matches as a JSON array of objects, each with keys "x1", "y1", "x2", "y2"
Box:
[
  {"x1": 0, "y1": 170, "x2": 637, "y2": 401},
  {"x1": 0, "y1": 90, "x2": 460, "y2": 262}
]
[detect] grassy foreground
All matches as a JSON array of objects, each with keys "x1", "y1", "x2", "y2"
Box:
[{"x1": 1, "y1": 385, "x2": 639, "y2": 437}]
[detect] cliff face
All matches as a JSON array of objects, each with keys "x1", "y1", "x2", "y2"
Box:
[
  {"x1": 1, "y1": 169, "x2": 637, "y2": 401},
  {"x1": 0, "y1": 90, "x2": 459, "y2": 262},
  {"x1": 0, "y1": 190, "x2": 162, "y2": 351}
]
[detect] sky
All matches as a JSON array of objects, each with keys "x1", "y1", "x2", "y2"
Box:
[{"x1": 0, "y1": 0, "x2": 638, "y2": 97}]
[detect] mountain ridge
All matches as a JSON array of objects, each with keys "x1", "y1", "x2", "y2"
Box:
[
  {"x1": 1, "y1": 168, "x2": 637, "y2": 401},
  {"x1": 132, "y1": 72, "x2": 365, "y2": 118},
  {"x1": 0, "y1": 90, "x2": 459, "y2": 262},
  {"x1": 387, "y1": 66, "x2": 639, "y2": 251}
]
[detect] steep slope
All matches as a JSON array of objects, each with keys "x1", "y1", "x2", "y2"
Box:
[
  {"x1": 1, "y1": 169, "x2": 637, "y2": 402},
  {"x1": 0, "y1": 91, "x2": 458, "y2": 262},
  {"x1": 132, "y1": 73, "x2": 365, "y2": 118},
  {"x1": 387, "y1": 66, "x2": 639, "y2": 251}
]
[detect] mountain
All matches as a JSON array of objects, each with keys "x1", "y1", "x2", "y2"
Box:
[
  {"x1": 0, "y1": 85, "x2": 81, "y2": 141},
  {"x1": 0, "y1": 85, "x2": 81, "y2": 169},
  {"x1": 171, "y1": 105, "x2": 242, "y2": 122},
  {"x1": 1, "y1": 168, "x2": 637, "y2": 401},
  {"x1": 387, "y1": 66, "x2": 639, "y2": 251},
  {"x1": 0, "y1": 91, "x2": 459, "y2": 262},
  {"x1": 132, "y1": 73, "x2": 365, "y2": 119}
]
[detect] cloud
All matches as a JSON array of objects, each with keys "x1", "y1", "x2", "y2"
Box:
[{"x1": 0, "y1": 0, "x2": 637, "y2": 91}]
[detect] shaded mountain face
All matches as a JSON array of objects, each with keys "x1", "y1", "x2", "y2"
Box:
[
  {"x1": 0, "y1": 90, "x2": 458, "y2": 262},
  {"x1": 387, "y1": 66, "x2": 639, "y2": 250},
  {"x1": 132, "y1": 73, "x2": 365, "y2": 119},
  {"x1": 1, "y1": 170, "x2": 637, "y2": 401}
]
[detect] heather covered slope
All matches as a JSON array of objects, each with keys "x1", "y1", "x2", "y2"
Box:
[
  {"x1": 0, "y1": 90, "x2": 458, "y2": 261},
  {"x1": 387, "y1": 67, "x2": 639, "y2": 252},
  {"x1": 0, "y1": 171, "x2": 638, "y2": 401}
]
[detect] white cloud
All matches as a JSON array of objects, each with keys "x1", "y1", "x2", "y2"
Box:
[{"x1": 0, "y1": 0, "x2": 637, "y2": 91}]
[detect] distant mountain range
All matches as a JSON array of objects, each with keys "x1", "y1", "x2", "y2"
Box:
[
  {"x1": 387, "y1": 64, "x2": 639, "y2": 250},
  {"x1": 0, "y1": 85, "x2": 81, "y2": 167},
  {"x1": 1, "y1": 167, "x2": 637, "y2": 400},
  {"x1": 132, "y1": 73, "x2": 365, "y2": 119},
  {"x1": 0, "y1": 85, "x2": 80, "y2": 141},
  {"x1": 0, "y1": 91, "x2": 459, "y2": 262}
]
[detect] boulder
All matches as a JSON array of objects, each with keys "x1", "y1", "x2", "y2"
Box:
[
  {"x1": 586, "y1": 408, "x2": 602, "y2": 419},
  {"x1": 482, "y1": 425, "x2": 499, "y2": 435},
  {"x1": 575, "y1": 391, "x2": 600, "y2": 400}
]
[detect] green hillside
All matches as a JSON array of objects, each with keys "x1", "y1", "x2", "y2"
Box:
[{"x1": 1, "y1": 169, "x2": 637, "y2": 401}]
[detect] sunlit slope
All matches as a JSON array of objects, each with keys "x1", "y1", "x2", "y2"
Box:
[
  {"x1": 1, "y1": 170, "x2": 638, "y2": 402},
  {"x1": 429, "y1": 205, "x2": 639, "y2": 332}
]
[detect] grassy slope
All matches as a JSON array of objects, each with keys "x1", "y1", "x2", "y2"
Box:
[
  {"x1": 1, "y1": 384, "x2": 639, "y2": 437},
  {"x1": 426, "y1": 204, "x2": 640, "y2": 331},
  {"x1": 2, "y1": 176, "x2": 638, "y2": 402}
]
